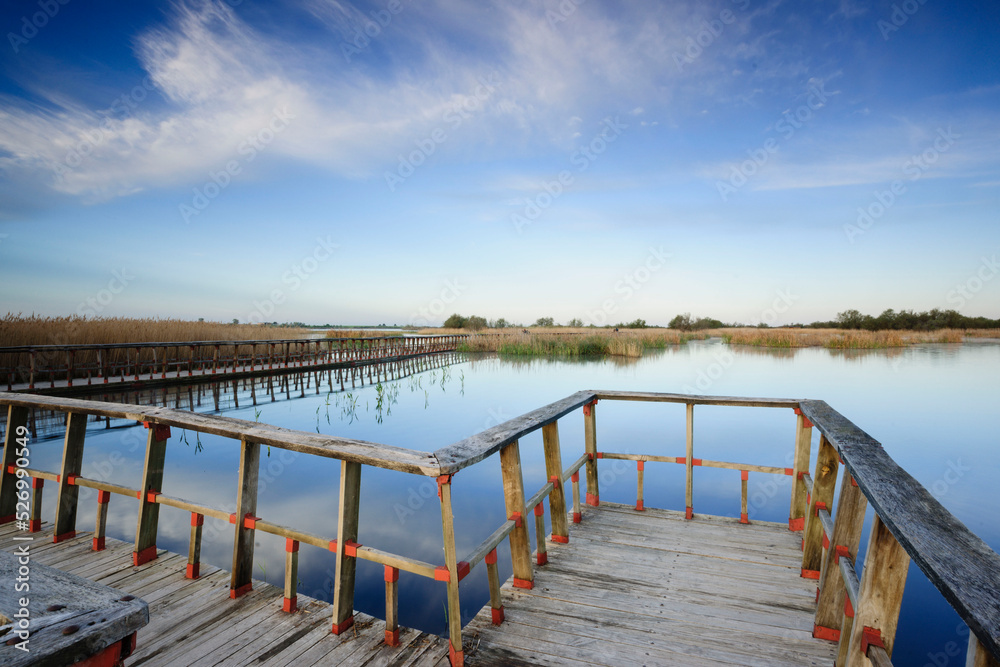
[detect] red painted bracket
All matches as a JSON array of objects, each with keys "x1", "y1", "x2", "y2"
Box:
[
  {"x1": 636, "y1": 500, "x2": 644, "y2": 511},
  {"x1": 793, "y1": 408, "x2": 814, "y2": 428},
  {"x1": 93, "y1": 537, "x2": 106, "y2": 551},
  {"x1": 536, "y1": 551, "x2": 548, "y2": 566},
  {"x1": 344, "y1": 540, "x2": 360, "y2": 558},
  {"x1": 230, "y1": 582, "x2": 253, "y2": 599},
  {"x1": 583, "y1": 399, "x2": 597, "y2": 417},
  {"x1": 512, "y1": 577, "x2": 533, "y2": 590},
  {"x1": 784, "y1": 468, "x2": 794, "y2": 476},
  {"x1": 813, "y1": 624, "x2": 841, "y2": 642},
  {"x1": 741, "y1": 470, "x2": 749, "y2": 481},
  {"x1": 146, "y1": 491, "x2": 160, "y2": 504},
  {"x1": 28, "y1": 519, "x2": 41, "y2": 532},
  {"x1": 385, "y1": 566, "x2": 399, "y2": 583},
  {"x1": 740, "y1": 513, "x2": 749, "y2": 524},
  {"x1": 491, "y1": 606, "x2": 505, "y2": 625},
  {"x1": 510, "y1": 512, "x2": 522, "y2": 528},
  {"x1": 801, "y1": 568, "x2": 820, "y2": 580},
  {"x1": 595, "y1": 452, "x2": 604, "y2": 459},
  {"x1": 283, "y1": 596, "x2": 298, "y2": 613},
  {"x1": 485, "y1": 548, "x2": 497, "y2": 566},
  {"x1": 332, "y1": 616, "x2": 355, "y2": 635},
  {"x1": 32, "y1": 478, "x2": 43, "y2": 490},
  {"x1": 549, "y1": 475, "x2": 560, "y2": 489},
  {"x1": 551, "y1": 535, "x2": 568, "y2": 544},
  {"x1": 436, "y1": 473, "x2": 453, "y2": 500},
  {"x1": 814, "y1": 501, "x2": 828, "y2": 516},
  {"x1": 861, "y1": 627, "x2": 885, "y2": 654},
  {"x1": 571, "y1": 472, "x2": 579, "y2": 483},
  {"x1": 685, "y1": 506, "x2": 693, "y2": 520},
  {"x1": 133, "y1": 545, "x2": 157, "y2": 566},
  {"x1": 186, "y1": 563, "x2": 200, "y2": 579},
  {"x1": 228, "y1": 513, "x2": 237, "y2": 524},
  {"x1": 142, "y1": 422, "x2": 171, "y2": 441},
  {"x1": 844, "y1": 594, "x2": 855, "y2": 618},
  {"x1": 586, "y1": 493, "x2": 599, "y2": 507},
  {"x1": 676, "y1": 457, "x2": 685, "y2": 465},
  {"x1": 823, "y1": 534, "x2": 830, "y2": 549},
  {"x1": 66, "y1": 474, "x2": 79, "y2": 486},
  {"x1": 97, "y1": 490, "x2": 111, "y2": 504},
  {"x1": 851, "y1": 476, "x2": 859, "y2": 487},
  {"x1": 285, "y1": 538, "x2": 299, "y2": 553},
  {"x1": 192, "y1": 513, "x2": 204, "y2": 527},
  {"x1": 434, "y1": 561, "x2": 470, "y2": 582},
  {"x1": 53, "y1": 531, "x2": 76, "y2": 544},
  {"x1": 834, "y1": 545, "x2": 850, "y2": 563},
  {"x1": 573, "y1": 512, "x2": 581, "y2": 523},
  {"x1": 636, "y1": 461, "x2": 645, "y2": 471},
  {"x1": 384, "y1": 628, "x2": 400, "y2": 646},
  {"x1": 328, "y1": 540, "x2": 337, "y2": 552},
  {"x1": 449, "y1": 643, "x2": 464, "y2": 667},
  {"x1": 533, "y1": 503, "x2": 543, "y2": 517},
  {"x1": 243, "y1": 514, "x2": 260, "y2": 530}
]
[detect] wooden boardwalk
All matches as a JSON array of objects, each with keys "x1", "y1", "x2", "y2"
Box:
[
  {"x1": 465, "y1": 503, "x2": 838, "y2": 667},
  {"x1": 1, "y1": 503, "x2": 837, "y2": 666}
]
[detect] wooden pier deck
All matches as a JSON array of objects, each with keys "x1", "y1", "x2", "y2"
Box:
[
  {"x1": 465, "y1": 503, "x2": 836, "y2": 666},
  {"x1": 1, "y1": 504, "x2": 836, "y2": 666}
]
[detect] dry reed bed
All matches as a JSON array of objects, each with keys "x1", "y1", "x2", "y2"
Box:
[
  {"x1": 0, "y1": 315, "x2": 311, "y2": 380},
  {"x1": 456, "y1": 330, "x2": 707, "y2": 358},
  {"x1": 722, "y1": 328, "x2": 968, "y2": 349}
]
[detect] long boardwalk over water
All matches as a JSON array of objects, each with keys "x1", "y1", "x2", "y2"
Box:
[{"x1": 2, "y1": 388, "x2": 999, "y2": 666}]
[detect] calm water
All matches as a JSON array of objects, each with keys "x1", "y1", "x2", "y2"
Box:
[{"x1": 23, "y1": 339, "x2": 1000, "y2": 666}]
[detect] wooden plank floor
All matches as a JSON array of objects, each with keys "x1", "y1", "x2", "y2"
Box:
[
  {"x1": 0, "y1": 523, "x2": 451, "y2": 666},
  {"x1": 462, "y1": 503, "x2": 838, "y2": 666},
  {"x1": 1, "y1": 504, "x2": 838, "y2": 666}
]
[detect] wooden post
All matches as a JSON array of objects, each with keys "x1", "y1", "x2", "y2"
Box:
[
  {"x1": 500, "y1": 440, "x2": 533, "y2": 589},
  {"x1": 29, "y1": 478, "x2": 43, "y2": 532},
  {"x1": 542, "y1": 422, "x2": 568, "y2": 543},
  {"x1": 134, "y1": 423, "x2": 169, "y2": 566},
  {"x1": 570, "y1": 471, "x2": 581, "y2": 523},
  {"x1": 187, "y1": 512, "x2": 203, "y2": 579},
  {"x1": 790, "y1": 409, "x2": 814, "y2": 531},
  {"x1": 685, "y1": 403, "x2": 694, "y2": 520},
  {"x1": 533, "y1": 503, "x2": 548, "y2": 565},
  {"x1": 384, "y1": 565, "x2": 399, "y2": 646},
  {"x1": 438, "y1": 474, "x2": 465, "y2": 667},
  {"x1": 967, "y1": 633, "x2": 1000, "y2": 667},
  {"x1": 230, "y1": 437, "x2": 260, "y2": 598},
  {"x1": 636, "y1": 461, "x2": 645, "y2": 511},
  {"x1": 845, "y1": 513, "x2": 910, "y2": 667},
  {"x1": 332, "y1": 460, "x2": 361, "y2": 634},
  {"x1": 802, "y1": 434, "x2": 839, "y2": 580},
  {"x1": 815, "y1": 469, "x2": 868, "y2": 642},
  {"x1": 0, "y1": 406, "x2": 29, "y2": 524},
  {"x1": 740, "y1": 470, "x2": 749, "y2": 524},
  {"x1": 583, "y1": 400, "x2": 599, "y2": 506},
  {"x1": 93, "y1": 490, "x2": 110, "y2": 551},
  {"x1": 284, "y1": 539, "x2": 299, "y2": 612},
  {"x1": 53, "y1": 412, "x2": 87, "y2": 543},
  {"x1": 486, "y1": 548, "x2": 504, "y2": 625}
]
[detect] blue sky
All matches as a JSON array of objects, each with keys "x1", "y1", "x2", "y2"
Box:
[{"x1": 0, "y1": 0, "x2": 998, "y2": 326}]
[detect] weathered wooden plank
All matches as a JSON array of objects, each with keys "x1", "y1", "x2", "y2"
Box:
[
  {"x1": 583, "y1": 399, "x2": 599, "y2": 506},
  {"x1": 133, "y1": 424, "x2": 168, "y2": 566},
  {"x1": 229, "y1": 437, "x2": 260, "y2": 598},
  {"x1": 434, "y1": 391, "x2": 596, "y2": 474},
  {"x1": 332, "y1": 459, "x2": 362, "y2": 634},
  {"x1": 0, "y1": 550, "x2": 148, "y2": 667},
  {"x1": 802, "y1": 435, "x2": 838, "y2": 578},
  {"x1": 0, "y1": 405, "x2": 28, "y2": 523},
  {"x1": 500, "y1": 440, "x2": 533, "y2": 589},
  {"x1": 53, "y1": 412, "x2": 87, "y2": 542},
  {"x1": 790, "y1": 411, "x2": 813, "y2": 531},
  {"x1": 816, "y1": 469, "x2": 867, "y2": 641},
  {"x1": 594, "y1": 389, "x2": 802, "y2": 408},
  {"x1": 800, "y1": 399, "x2": 1000, "y2": 659},
  {"x1": 438, "y1": 474, "x2": 464, "y2": 665}
]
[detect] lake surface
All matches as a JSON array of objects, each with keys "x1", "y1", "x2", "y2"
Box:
[{"x1": 22, "y1": 339, "x2": 999, "y2": 666}]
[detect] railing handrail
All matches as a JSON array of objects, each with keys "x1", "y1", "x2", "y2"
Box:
[
  {"x1": 799, "y1": 399, "x2": 1000, "y2": 658},
  {"x1": 0, "y1": 391, "x2": 440, "y2": 476},
  {"x1": 0, "y1": 334, "x2": 466, "y2": 353}
]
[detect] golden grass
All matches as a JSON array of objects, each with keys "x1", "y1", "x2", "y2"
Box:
[
  {"x1": 454, "y1": 329, "x2": 706, "y2": 358},
  {"x1": 963, "y1": 329, "x2": 1000, "y2": 339},
  {"x1": 324, "y1": 329, "x2": 402, "y2": 338},
  {"x1": 721, "y1": 327, "x2": 970, "y2": 349}
]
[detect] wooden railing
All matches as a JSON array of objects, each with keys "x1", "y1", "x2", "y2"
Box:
[
  {"x1": 1, "y1": 389, "x2": 998, "y2": 667},
  {"x1": 0, "y1": 335, "x2": 464, "y2": 390}
]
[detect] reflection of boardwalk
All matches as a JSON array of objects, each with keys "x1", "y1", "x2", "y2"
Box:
[
  {"x1": 463, "y1": 503, "x2": 836, "y2": 666},
  {"x1": 13, "y1": 352, "x2": 461, "y2": 442},
  {"x1": 0, "y1": 523, "x2": 451, "y2": 666}
]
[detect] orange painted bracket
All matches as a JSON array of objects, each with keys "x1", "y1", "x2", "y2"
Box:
[
  {"x1": 585, "y1": 493, "x2": 599, "y2": 507},
  {"x1": 230, "y1": 582, "x2": 252, "y2": 599},
  {"x1": 485, "y1": 548, "x2": 497, "y2": 566},
  {"x1": 861, "y1": 627, "x2": 885, "y2": 654},
  {"x1": 332, "y1": 615, "x2": 355, "y2": 635},
  {"x1": 96, "y1": 490, "x2": 111, "y2": 504},
  {"x1": 685, "y1": 506, "x2": 693, "y2": 520},
  {"x1": 132, "y1": 545, "x2": 157, "y2": 566},
  {"x1": 813, "y1": 624, "x2": 841, "y2": 642},
  {"x1": 436, "y1": 473, "x2": 453, "y2": 500},
  {"x1": 551, "y1": 535, "x2": 568, "y2": 544},
  {"x1": 283, "y1": 596, "x2": 298, "y2": 613},
  {"x1": 286, "y1": 538, "x2": 299, "y2": 553},
  {"x1": 801, "y1": 568, "x2": 820, "y2": 580},
  {"x1": 384, "y1": 566, "x2": 399, "y2": 583},
  {"x1": 845, "y1": 594, "x2": 855, "y2": 618},
  {"x1": 533, "y1": 503, "x2": 544, "y2": 517},
  {"x1": 571, "y1": 472, "x2": 579, "y2": 483},
  {"x1": 512, "y1": 578, "x2": 533, "y2": 590},
  {"x1": 741, "y1": 470, "x2": 749, "y2": 481},
  {"x1": 491, "y1": 606, "x2": 505, "y2": 625},
  {"x1": 636, "y1": 461, "x2": 645, "y2": 472}
]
